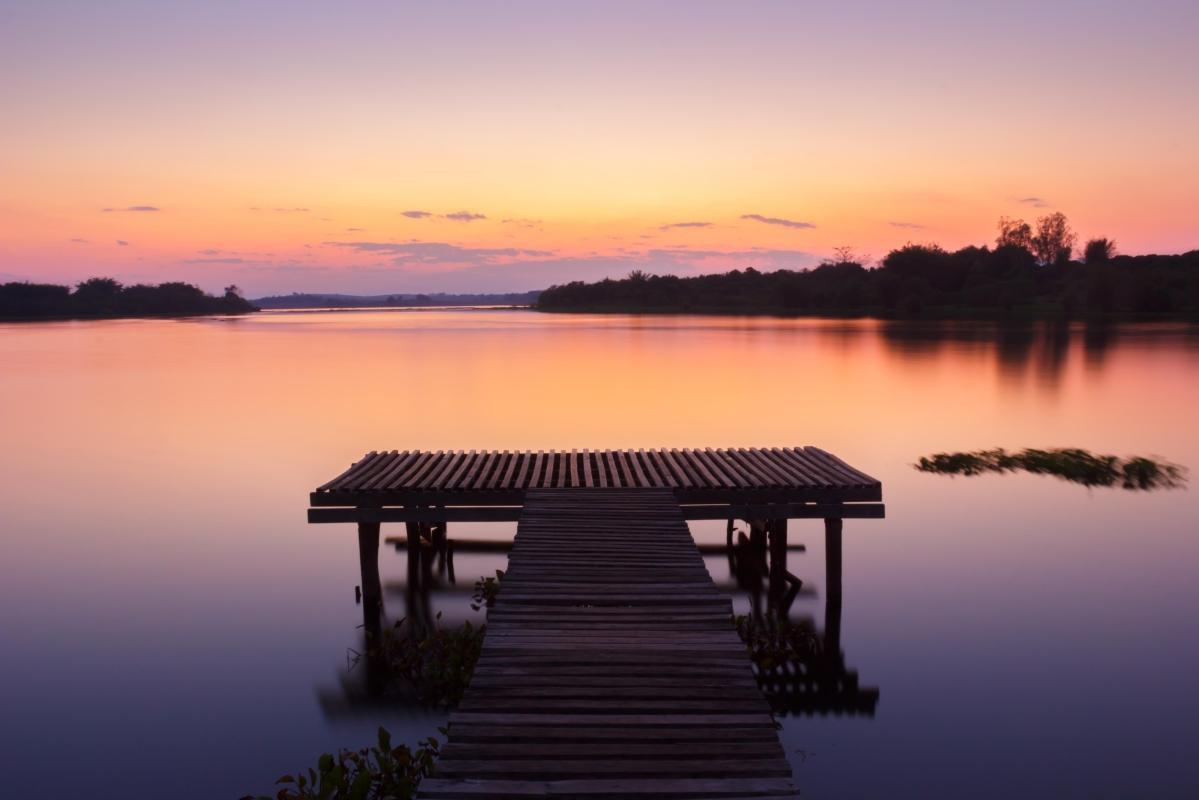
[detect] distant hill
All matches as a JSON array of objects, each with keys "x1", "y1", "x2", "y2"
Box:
[{"x1": 252, "y1": 291, "x2": 540, "y2": 309}]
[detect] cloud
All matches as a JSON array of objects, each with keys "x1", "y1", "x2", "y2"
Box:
[
  {"x1": 69, "y1": 237, "x2": 88, "y2": 243},
  {"x1": 183, "y1": 257, "x2": 257, "y2": 264},
  {"x1": 345, "y1": 227, "x2": 365, "y2": 232},
  {"x1": 658, "y1": 221, "x2": 713, "y2": 231},
  {"x1": 740, "y1": 214, "x2": 815, "y2": 229},
  {"x1": 324, "y1": 240, "x2": 553, "y2": 266},
  {"x1": 402, "y1": 210, "x2": 433, "y2": 219},
  {"x1": 102, "y1": 205, "x2": 159, "y2": 212},
  {"x1": 197, "y1": 248, "x2": 222, "y2": 256},
  {"x1": 116, "y1": 240, "x2": 130, "y2": 246},
  {"x1": 889, "y1": 221, "x2": 926, "y2": 230},
  {"x1": 1018, "y1": 196, "x2": 1049, "y2": 208},
  {"x1": 444, "y1": 211, "x2": 487, "y2": 222},
  {"x1": 249, "y1": 206, "x2": 310, "y2": 213}
]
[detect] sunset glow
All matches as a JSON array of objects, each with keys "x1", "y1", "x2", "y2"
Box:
[{"x1": 2, "y1": 0, "x2": 1196, "y2": 295}]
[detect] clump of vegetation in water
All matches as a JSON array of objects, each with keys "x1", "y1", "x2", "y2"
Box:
[
  {"x1": 372, "y1": 571, "x2": 501, "y2": 708},
  {"x1": 471, "y1": 569, "x2": 504, "y2": 611},
  {"x1": 241, "y1": 727, "x2": 439, "y2": 800},
  {"x1": 916, "y1": 448, "x2": 1186, "y2": 490},
  {"x1": 735, "y1": 614, "x2": 821, "y2": 672},
  {"x1": 378, "y1": 614, "x2": 485, "y2": 709}
]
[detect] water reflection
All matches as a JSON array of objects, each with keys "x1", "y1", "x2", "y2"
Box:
[
  {"x1": 728, "y1": 517, "x2": 879, "y2": 717},
  {"x1": 320, "y1": 515, "x2": 879, "y2": 721},
  {"x1": 876, "y1": 320, "x2": 1199, "y2": 389}
]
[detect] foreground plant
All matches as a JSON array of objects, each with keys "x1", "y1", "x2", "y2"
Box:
[
  {"x1": 916, "y1": 448, "x2": 1185, "y2": 490},
  {"x1": 241, "y1": 727, "x2": 439, "y2": 800}
]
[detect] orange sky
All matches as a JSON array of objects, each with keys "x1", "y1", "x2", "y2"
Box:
[{"x1": 1, "y1": 1, "x2": 1196, "y2": 295}]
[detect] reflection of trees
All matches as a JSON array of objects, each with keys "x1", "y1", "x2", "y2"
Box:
[{"x1": 876, "y1": 320, "x2": 1114, "y2": 385}]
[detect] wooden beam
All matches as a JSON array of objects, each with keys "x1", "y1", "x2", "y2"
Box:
[
  {"x1": 309, "y1": 483, "x2": 882, "y2": 508},
  {"x1": 682, "y1": 503, "x2": 884, "y2": 521},
  {"x1": 309, "y1": 502, "x2": 883, "y2": 524}
]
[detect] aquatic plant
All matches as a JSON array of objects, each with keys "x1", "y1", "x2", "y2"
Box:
[
  {"x1": 471, "y1": 569, "x2": 505, "y2": 611},
  {"x1": 241, "y1": 726, "x2": 439, "y2": 800},
  {"x1": 734, "y1": 614, "x2": 821, "y2": 672},
  {"x1": 915, "y1": 448, "x2": 1185, "y2": 490},
  {"x1": 377, "y1": 614, "x2": 485, "y2": 709}
]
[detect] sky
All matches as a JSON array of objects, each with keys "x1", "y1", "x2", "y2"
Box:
[{"x1": 1, "y1": 0, "x2": 1196, "y2": 296}]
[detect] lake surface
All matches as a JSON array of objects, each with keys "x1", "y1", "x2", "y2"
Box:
[{"x1": 2, "y1": 310, "x2": 1197, "y2": 799}]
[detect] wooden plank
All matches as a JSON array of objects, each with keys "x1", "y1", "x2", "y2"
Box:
[
  {"x1": 363, "y1": 450, "x2": 419, "y2": 490},
  {"x1": 603, "y1": 450, "x2": 623, "y2": 488}
]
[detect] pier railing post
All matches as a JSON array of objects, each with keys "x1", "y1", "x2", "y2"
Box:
[
  {"x1": 768, "y1": 518, "x2": 788, "y2": 604},
  {"x1": 357, "y1": 520, "x2": 382, "y2": 640},
  {"x1": 824, "y1": 517, "x2": 843, "y2": 654}
]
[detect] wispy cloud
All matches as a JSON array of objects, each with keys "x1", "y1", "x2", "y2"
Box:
[
  {"x1": 1018, "y1": 196, "x2": 1049, "y2": 208},
  {"x1": 402, "y1": 210, "x2": 433, "y2": 219},
  {"x1": 182, "y1": 256, "x2": 259, "y2": 264},
  {"x1": 324, "y1": 240, "x2": 553, "y2": 265},
  {"x1": 249, "y1": 206, "x2": 310, "y2": 213},
  {"x1": 658, "y1": 221, "x2": 712, "y2": 231},
  {"x1": 116, "y1": 240, "x2": 130, "y2": 246},
  {"x1": 345, "y1": 227, "x2": 365, "y2": 232},
  {"x1": 889, "y1": 221, "x2": 926, "y2": 230},
  {"x1": 102, "y1": 205, "x2": 159, "y2": 212},
  {"x1": 740, "y1": 213, "x2": 815, "y2": 229},
  {"x1": 69, "y1": 237, "x2": 89, "y2": 243},
  {"x1": 444, "y1": 211, "x2": 487, "y2": 222}
]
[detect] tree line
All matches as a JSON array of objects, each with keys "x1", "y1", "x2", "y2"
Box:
[
  {"x1": 0, "y1": 277, "x2": 257, "y2": 320},
  {"x1": 537, "y1": 214, "x2": 1199, "y2": 318}
]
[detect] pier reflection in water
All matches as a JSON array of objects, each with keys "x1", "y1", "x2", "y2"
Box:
[{"x1": 318, "y1": 515, "x2": 878, "y2": 723}]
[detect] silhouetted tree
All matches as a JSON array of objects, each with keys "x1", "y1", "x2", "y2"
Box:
[
  {"x1": 997, "y1": 217, "x2": 1033, "y2": 251},
  {"x1": 1084, "y1": 237, "x2": 1116, "y2": 263},
  {"x1": 1031, "y1": 212, "x2": 1076, "y2": 266}
]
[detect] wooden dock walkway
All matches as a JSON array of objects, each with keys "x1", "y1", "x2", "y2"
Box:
[{"x1": 418, "y1": 489, "x2": 799, "y2": 800}]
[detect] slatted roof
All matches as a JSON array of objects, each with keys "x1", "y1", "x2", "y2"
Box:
[{"x1": 312, "y1": 447, "x2": 882, "y2": 505}]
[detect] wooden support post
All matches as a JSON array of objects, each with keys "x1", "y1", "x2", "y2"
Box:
[
  {"x1": 357, "y1": 521, "x2": 382, "y2": 640},
  {"x1": 768, "y1": 518, "x2": 788, "y2": 605},
  {"x1": 824, "y1": 517, "x2": 843, "y2": 654},
  {"x1": 404, "y1": 519, "x2": 421, "y2": 588}
]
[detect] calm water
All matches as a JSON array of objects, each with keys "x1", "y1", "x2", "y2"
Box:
[{"x1": 2, "y1": 310, "x2": 1197, "y2": 799}]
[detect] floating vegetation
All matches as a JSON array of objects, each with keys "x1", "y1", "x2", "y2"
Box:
[
  {"x1": 241, "y1": 726, "x2": 439, "y2": 800},
  {"x1": 916, "y1": 448, "x2": 1186, "y2": 490},
  {"x1": 378, "y1": 615, "x2": 485, "y2": 709},
  {"x1": 471, "y1": 569, "x2": 505, "y2": 611},
  {"x1": 734, "y1": 614, "x2": 821, "y2": 673}
]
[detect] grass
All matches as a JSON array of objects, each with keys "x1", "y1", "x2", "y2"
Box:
[{"x1": 915, "y1": 447, "x2": 1186, "y2": 490}]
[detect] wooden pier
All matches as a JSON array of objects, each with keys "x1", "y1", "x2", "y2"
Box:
[
  {"x1": 419, "y1": 489, "x2": 797, "y2": 798},
  {"x1": 309, "y1": 447, "x2": 884, "y2": 797}
]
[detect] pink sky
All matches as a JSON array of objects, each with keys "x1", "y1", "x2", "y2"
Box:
[{"x1": 1, "y1": 0, "x2": 1196, "y2": 295}]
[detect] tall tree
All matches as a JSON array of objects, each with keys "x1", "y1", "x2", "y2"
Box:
[
  {"x1": 1031, "y1": 212, "x2": 1076, "y2": 266},
  {"x1": 996, "y1": 217, "x2": 1033, "y2": 251}
]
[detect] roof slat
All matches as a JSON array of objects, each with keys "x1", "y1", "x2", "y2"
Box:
[{"x1": 311, "y1": 447, "x2": 881, "y2": 502}]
